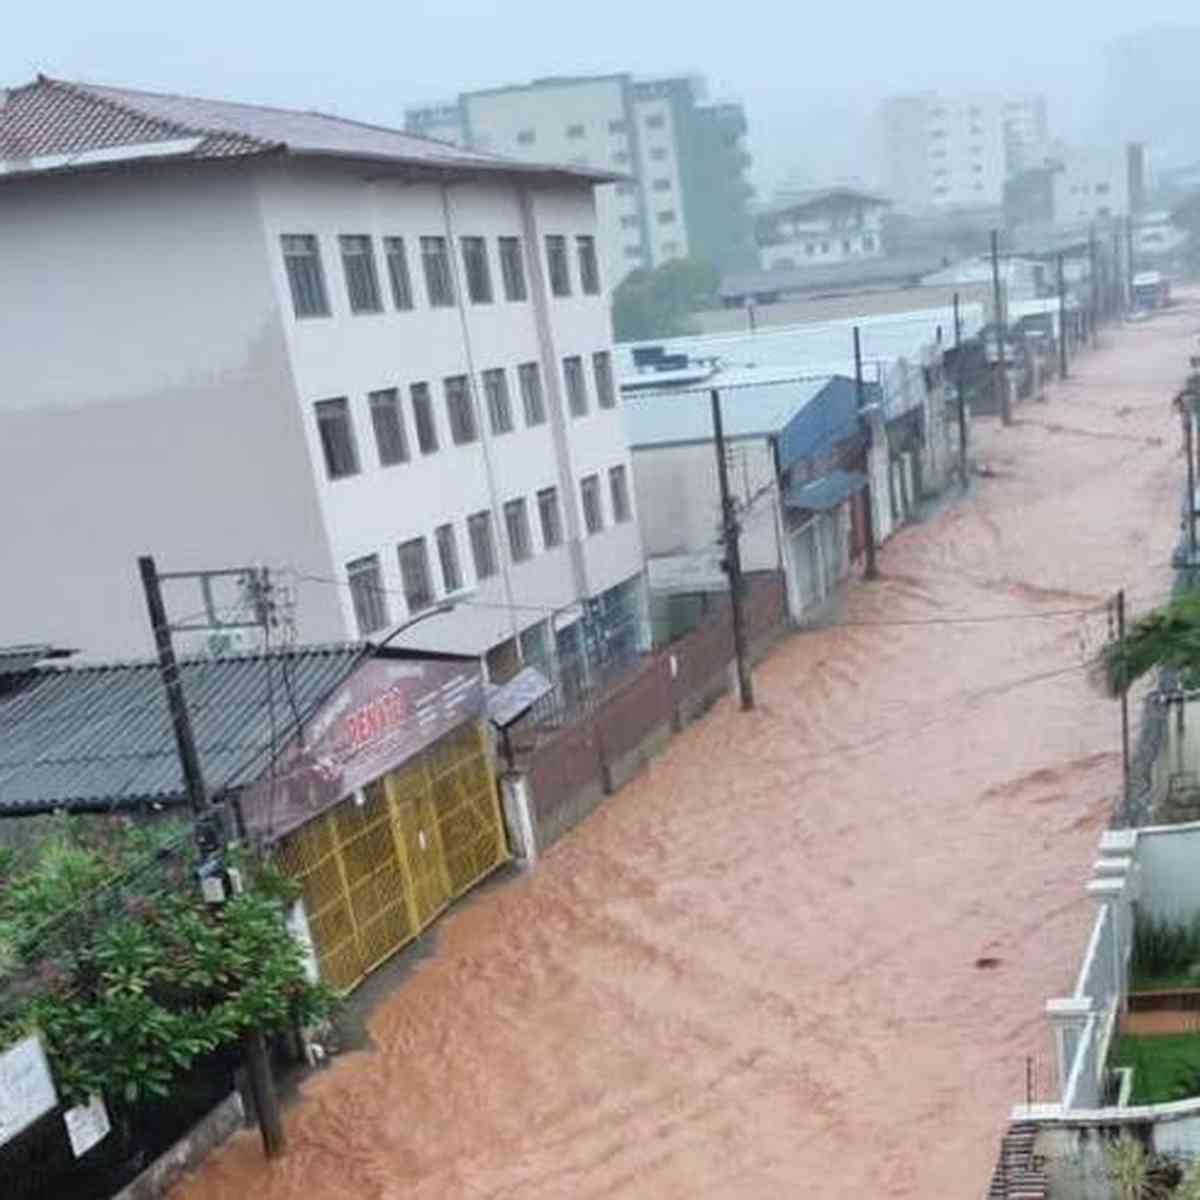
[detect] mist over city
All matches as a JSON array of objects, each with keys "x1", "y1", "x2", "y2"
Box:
[{"x1": 6, "y1": 3, "x2": 1200, "y2": 1198}]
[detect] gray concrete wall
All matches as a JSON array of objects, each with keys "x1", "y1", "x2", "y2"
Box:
[{"x1": 0, "y1": 164, "x2": 344, "y2": 659}]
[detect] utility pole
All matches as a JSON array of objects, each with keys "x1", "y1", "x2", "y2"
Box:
[
  {"x1": 1088, "y1": 225, "x2": 1099, "y2": 340},
  {"x1": 1184, "y1": 398, "x2": 1198, "y2": 564},
  {"x1": 140, "y1": 555, "x2": 210, "y2": 819},
  {"x1": 1112, "y1": 226, "x2": 1122, "y2": 317},
  {"x1": 1057, "y1": 253, "x2": 1068, "y2": 380},
  {"x1": 709, "y1": 388, "x2": 755, "y2": 712},
  {"x1": 1117, "y1": 589, "x2": 1130, "y2": 821},
  {"x1": 137, "y1": 555, "x2": 286, "y2": 1160},
  {"x1": 853, "y1": 327, "x2": 880, "y2": 580},
  {"x1": 953, "y1": 292, "x2": 968, "y2": 490},
  {"x1": 1126, "y1": 212, "x2": 1135, "y2": 305},
  {"x1": 990, "y1": 229, "x2": 1012, "y2": 425}
]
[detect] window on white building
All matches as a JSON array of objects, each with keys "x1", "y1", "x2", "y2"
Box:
[
  {"x1": 592, "y1": 351, "x2": 616, "y2": 410},
  {"x1": 444, "y1": 375, "x2": 478, "y2": 444},
  {"x1": 347, "y1": 555, "x2": 387, "y2": 634},
  {"x1": 282, "y1": 234, "x2": 330, "y2": 318},
  {"x1": 461, "y1": 236, "x2": 493, "y2": 304},
  {"x1": 504, "y1": 498, "x2": 533, "y2": 562},
  {"x1": 468, "y1": 510, "x2": 498, "y2": 579},
  {"x1": 315, "y1": 398, "x2": 359, "y2": 479},
  {"x1": 651, "y1": 178, "x2": 672, "y2": 192},
  {"x1": 369, "y1": 388, "x2": 408, "y2": 467},
  {"x1": 609, "y1": 465, "x2": 631, "y2": 523},
  {"x1": 516, "y1": 128, "x2": 536, "y2": 145},
  {"x1": 339, "y1": 235, "x2": 383, "y2": 314},
  {"x1": 563, "y1": 356, "x2": 588, "y2": 416},
  {"x1": 657, "y1": 210, "x2": 677, "y2": 225},
  {"x1": 613, "y1": 150, "x2": 630, "y2": 164},
  {"x1": 650, "y1": 147, "x2": 669, "y2": 161},
  {"x1": 382, "y1": 237, "x2": 414, "y2": 311},
  {"x1": 537, "y1": 486, "x2": 563, "y2": 548},
  {"x1": 581, "y1": 474, "x2": 603, "y2": 534},
  {"x1": 420, "y1": 236, "x2": 455, "y2": 307},
  {"x1": 397, "y1": 537, "x2": 434, "y2": 613},
  {"x1": 625, "y1": 244, "x2": 644, "y2": 259},
  {"x1": 410, "y1": 382, "x2": 438, "y2": 454},
  {"x1": 518, "y1": 362, "x2": 546, "y2": 426},
  {"x1": 616, "y1": 181, "x2": 637, "y2": 196},
  {"x1": 482, "y1": 368, "x2": 514, "y2": 435},
  {"x1": 620, "y1": 215, "x2": 639, "y2": 229},
  {"x1": 645, "y1": 113, "x2": 665, "y2": 129},
  {"x1": 546, "y1": 235, "x2": 571, "y2": 296},
  {"x1": 576, "y1": 236, "x2": 601, "y2": 294},
  {"x1": 608, "y1": 118, "x2": 627, "y2": 134},
  {"x1": 863, "y1": 235, "x2": 876, "y2": 252},
  {"x1": 566, "y1": 123, "x2": 585, "y2": 139},
  {"x1": 436, "y1": 523, "x2": 463, "y2": 593},
  {"x1": 499, "y1": 236, "x2": 527, "y2": 301}
]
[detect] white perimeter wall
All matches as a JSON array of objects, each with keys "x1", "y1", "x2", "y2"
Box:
[
  {"x1": 630, "y1": 438, "x2": 781, "y2": 574},
  {"x1": 0, "y1": 164, "x2": 344, "y2": 659}
]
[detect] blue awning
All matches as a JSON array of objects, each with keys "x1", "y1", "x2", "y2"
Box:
[{"x1": 784, "y1": 469, "x2": 867, "y2": 512}]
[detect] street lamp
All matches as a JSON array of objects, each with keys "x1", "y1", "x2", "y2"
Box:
[{"x1": 372, "y1": 598, "x2": 463, "y2": 651}]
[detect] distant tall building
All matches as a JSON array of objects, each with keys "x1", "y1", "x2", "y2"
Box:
[
  {"x1": 407, "y1": 74, "x2": 756, "y2": 285},
  {"x1": 1104, "y1": 28, "x2": 1200, "y2": 167},
  {"x1": 879, "y1": 91, "x2": 1048, "y2": 214}
]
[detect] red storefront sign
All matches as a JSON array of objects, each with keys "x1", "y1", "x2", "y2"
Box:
[{"x1": 240, "y1": 653, "x2": 484, "y2": 841}]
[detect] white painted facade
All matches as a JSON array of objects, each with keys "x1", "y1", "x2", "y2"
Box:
[
  {"x1": 1052, "y1": 146, "x2": 1128, "y2": 224},
  {"x1": 629, "y1": 93, "x2": 690, "y2": 267},
  {"x1": 757, "y1": 198, "x2": 886, "y2": 273},
  {"x1": 458, "y1": 78, "x2": 636, "y2": 289},
  {"x1": 411, "y1": 75, "x2": 703, "y2": 286},
  {"x1": 0, "y1": 158, "x2": 644, "y2": 667},
  {"x1": 881, "y1": 91, "x2": 1047, "y2": 213}
]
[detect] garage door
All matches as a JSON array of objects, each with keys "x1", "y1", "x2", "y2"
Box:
[{"x1": 273, "y1": 720, "x2": 508, "y2": 992}]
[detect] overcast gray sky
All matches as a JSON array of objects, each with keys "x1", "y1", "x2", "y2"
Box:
[{"x1": 5, "y1": 0, "x2": 1200, "y2": 194}]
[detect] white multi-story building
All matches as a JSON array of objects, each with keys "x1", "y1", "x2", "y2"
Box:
[
  {"x1": 407, "y1": 74, "x2": 756, "y2": 286},
  {"x1": 880, "y1": 91, "x2": 1048, "y2": 213},
  {"x1": 755, "y1": 189, "x2": 890, "y2": 272},
  {"x1": 0, "y1": 76, "x2": 646, "y2": 683}
]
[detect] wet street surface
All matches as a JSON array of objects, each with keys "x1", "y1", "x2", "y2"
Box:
[{"x1": 174, "y1": 305, "x2": 1194, "y2": 1198}]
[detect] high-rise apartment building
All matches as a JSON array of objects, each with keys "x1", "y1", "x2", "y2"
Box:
[
  {"x1": 879, "y1": 92, "x2": 1048, "y2": 214},
  {"x1": 407, "y1": 74, "x2": 755, "y2": 285}
]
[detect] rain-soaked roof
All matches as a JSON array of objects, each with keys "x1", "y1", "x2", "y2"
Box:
[{"x1": 0, "y1": 645, "x2": 367, "y2": 816}]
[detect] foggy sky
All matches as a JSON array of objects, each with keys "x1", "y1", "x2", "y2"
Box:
[{"x1": 5, "y1": 0, "x2": 1200, "y2": 195}]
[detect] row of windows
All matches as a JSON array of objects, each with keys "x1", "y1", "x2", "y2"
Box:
[
  {"x1": 345, "y1": 466, "x2": 633, "y2": 633},
  {"x1": 512, "y1": 113, "x2": 665, "y2": 146},
  {"x1": 282, "y1": 231, "x2": 601, "y2": 319},
  {"x1": 314, "y1": 353, "x2": 617, "y2": 480}
]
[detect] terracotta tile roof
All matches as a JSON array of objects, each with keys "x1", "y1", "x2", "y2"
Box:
[{"x1": 0, "y1": 75, "x2": 622, "y2": 185}]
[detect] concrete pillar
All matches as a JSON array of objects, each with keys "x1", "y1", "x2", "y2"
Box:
[
  {"x1": 1088, "y1": 876, "x2": 1129, "y2": 1007},
  {"x1": 1045, "y1": 996, "x2": 1093, "y2": 1101},
  {"x1": 499, "y1": 772, "x2": 538, "y2": 868}
]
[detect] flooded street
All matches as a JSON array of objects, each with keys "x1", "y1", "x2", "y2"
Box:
[{"x1": 176, "y1": 306, "x2": 1193, "y2": 1199}]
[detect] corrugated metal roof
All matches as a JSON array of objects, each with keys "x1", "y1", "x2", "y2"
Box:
[
  {"x1": 616, "y1": 305, "x2": 984, "y2": 385},
  {"x1": 0, "y1": 77, "x2": 620, "y2": 186},
  {"x1": 623, "y1": 374, "x2": 836, "y2": 447},
  {"x1": 0, "y1": 645, "x2": 367, "y2": 815}
]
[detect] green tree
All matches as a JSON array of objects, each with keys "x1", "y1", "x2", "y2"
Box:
[
  {"x1": 1103, "y1": 589, "x2": 1200, "y2": 696},
  {"x1": 0, "y1": 818, "x2": 334, "y2": 1109},
  {"x1": 611, "y1": 256, "x2": 720, "y2": 342}
]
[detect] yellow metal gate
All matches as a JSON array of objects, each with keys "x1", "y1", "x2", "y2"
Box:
[{"x1": 273, "y1": 721, "x2": 507, "y2": 992}]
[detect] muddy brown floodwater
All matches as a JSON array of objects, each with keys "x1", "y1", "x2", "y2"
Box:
[{"x1": 174, "y1": 305, "x2": 1196, "y2": 1199}]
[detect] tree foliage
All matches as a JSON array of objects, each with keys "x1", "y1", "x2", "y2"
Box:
[
  {"x1": 0, "y1": 818, "x2": 334, "y2": 1108},
  {"x1": 1103, "y1": 590, "x2": 1200, "y2": 696},
  {"x1": 611, "y1": 256, "x2": 720, "y2": 342}
]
